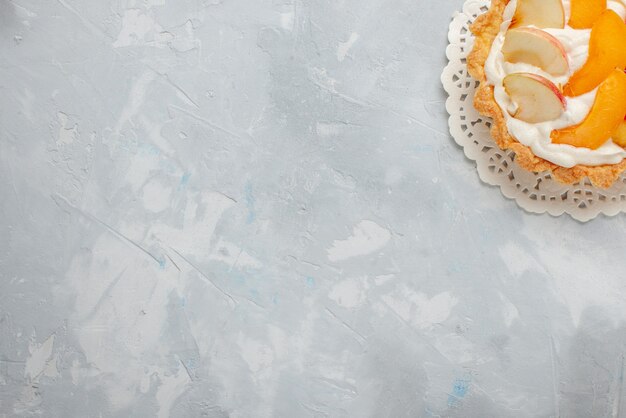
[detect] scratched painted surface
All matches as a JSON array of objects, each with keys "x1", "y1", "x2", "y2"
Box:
[{"x1": 2, "y1": 0, "x2": 626, "y2": 417}]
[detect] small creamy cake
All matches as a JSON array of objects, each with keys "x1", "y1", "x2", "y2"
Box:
[{"x1": 468, "y1": 0, "x2": 626, "y2": 188}]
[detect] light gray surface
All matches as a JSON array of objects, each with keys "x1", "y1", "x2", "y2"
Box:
[{"x1": 2, "y1": 0, "x2": 626, "y2": 417}]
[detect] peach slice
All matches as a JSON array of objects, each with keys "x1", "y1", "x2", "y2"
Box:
[
  {"x1": 613, "y1": 120, "x2": 626, "y2": 147},
  {"x1": 502, "y1": 28, "x2": 569, "y2": 76},
  {"x1": 569, "y1": 0, "x2": 607, "y2": 29},
  {"x1": 563, "y1": 10, "x2": 626, "y2": 97},
  {"x1": 511, "y1": 0, "x2": 565, "y2": 29},
  {"x1": 552, "y1": 69, "x2": 626, "y2": 149},
  {"x1": 503, "y1": 73, "x2": 566, "y2": 123}
]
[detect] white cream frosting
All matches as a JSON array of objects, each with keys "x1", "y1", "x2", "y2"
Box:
[{"x1": 484, "y1": 0, "x2": 626, "y2": 168}]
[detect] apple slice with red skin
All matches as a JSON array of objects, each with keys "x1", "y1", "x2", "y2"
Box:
[
  {"x1": 503, "y1": 73, "x2": 566, "y2": 123},
  {"x1": 511, "y1": 0, "x2": 565, "y2": 29},
  {"x1": 502, "y1": 28, "x2": 569, "y2": 76}
]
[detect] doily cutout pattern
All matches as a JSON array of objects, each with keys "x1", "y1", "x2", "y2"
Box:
[{"x1": 441, "y1": 0, "x2": 626, "y2": 222}]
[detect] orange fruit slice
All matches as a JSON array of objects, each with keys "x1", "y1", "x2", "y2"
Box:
[
  {"x1": 569, "y1": 0, "x2": 606, "y2": 29},
  {"x1": 564, "y1": 10, "x2": 626, "y2": 97},
  {"x1": 552, "y1": 69, "x2": 626, "y2": 149}
]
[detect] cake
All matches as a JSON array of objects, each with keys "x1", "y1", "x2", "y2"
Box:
[{"x1": 468, "y1": 0, "x2": 626, "y2": 188}]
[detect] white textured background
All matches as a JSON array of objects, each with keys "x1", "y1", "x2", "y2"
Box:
[{"x1": 2, "y1": 0, "x2": 626, "y2": 417}]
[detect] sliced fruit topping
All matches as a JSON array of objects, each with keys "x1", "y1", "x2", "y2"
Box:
[
  {"x1": 503, "y1": 73, "x2": 566, "y2": 123},
  {"x1": 511, "y1": 0, "x2": 565, "y2": 29},
  {"x1": 502, "y1": 28, "x2": 569, "y2": 76},
  {"x1": 569, "y1": 0, "x2": 607, "y2": 29},
  {"x1": 552, "y1": 69, "x2": 626, "y2": 149},
  {"x1": 563, "y1": 10, "x2": 626, "y2": 97},
  {"x1": 613, "y1": 120, "x2": 626, "y2": 147}
]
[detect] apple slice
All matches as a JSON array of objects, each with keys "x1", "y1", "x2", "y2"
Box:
[
  {"x1": 504, "y1": 73, "x2": 566, "y2": 123},
  {"x1": 511, "y1": 0, "x2": 565, "y2": 29},
  {"x1": 502, "y1": 28, "x2": 569, "y2": 76},
  {"x1": 569, "y1": 0, "x2": 607, "y2": 29},
  {"x1": 552, "y1": 69, "x2": 626, "y2": 149}
]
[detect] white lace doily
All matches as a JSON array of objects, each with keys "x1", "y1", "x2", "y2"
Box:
[{"x1": 442, "y1": 0, "x2": 626, "y2": 222}]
